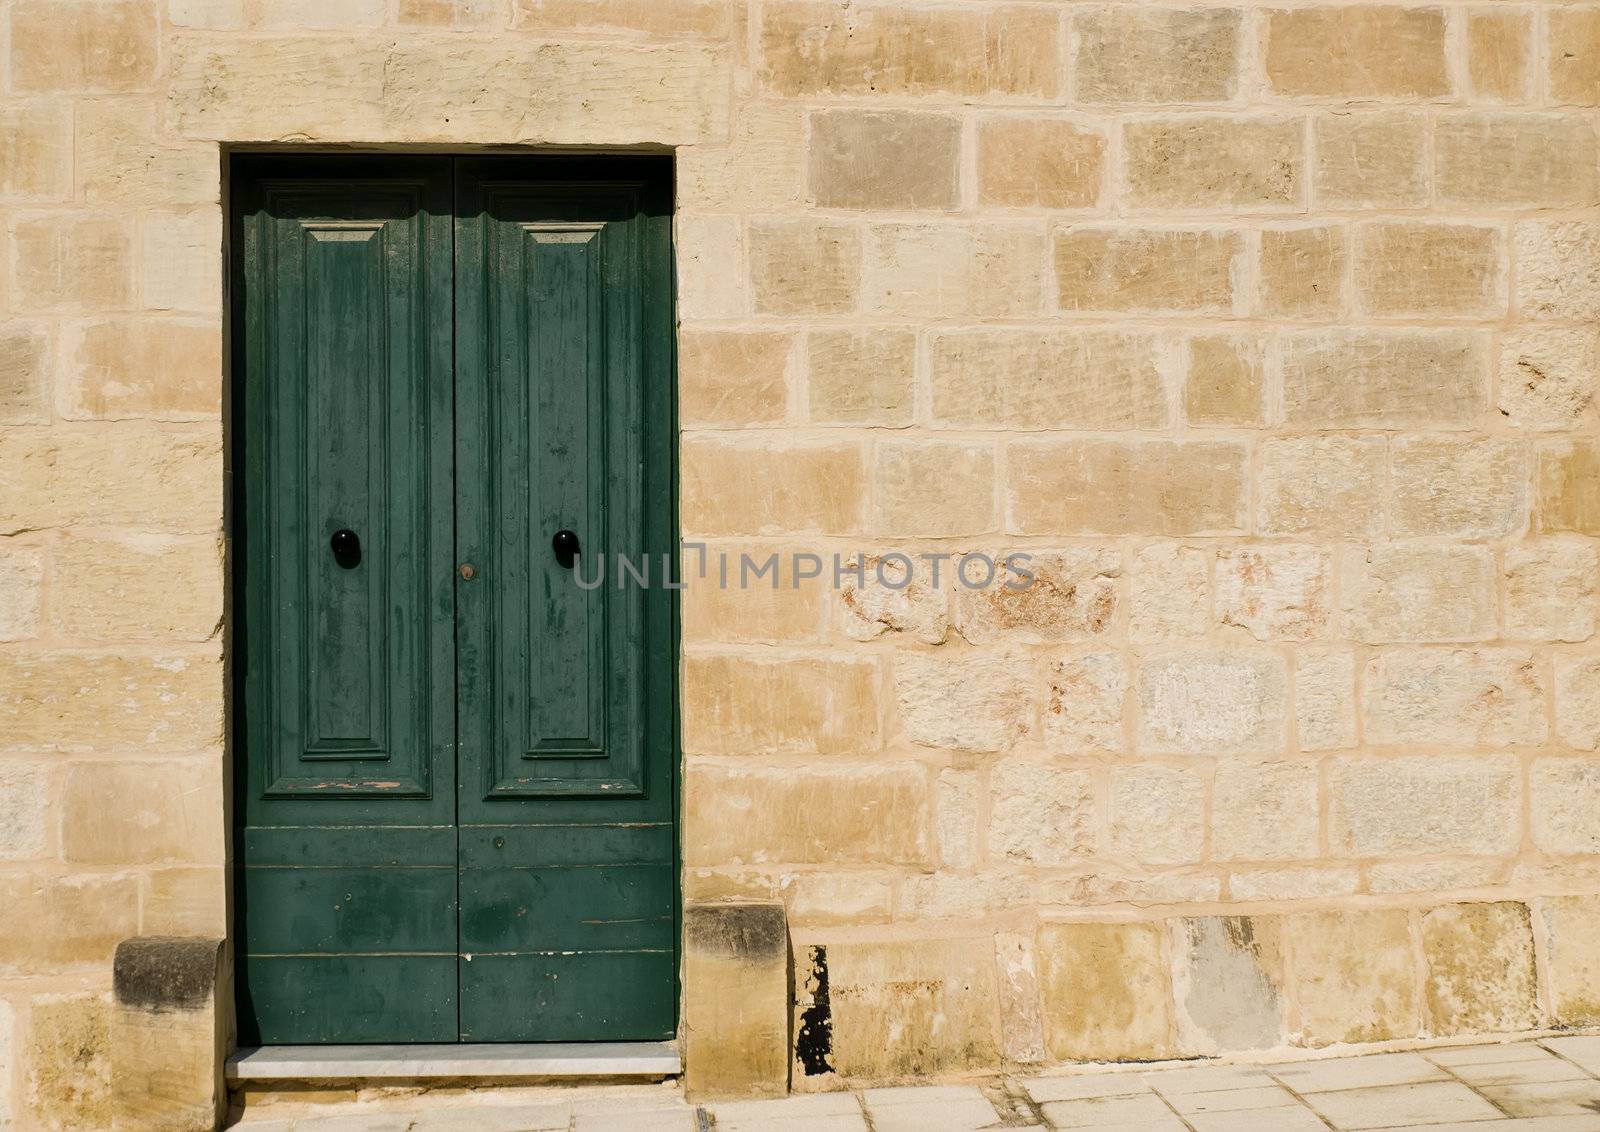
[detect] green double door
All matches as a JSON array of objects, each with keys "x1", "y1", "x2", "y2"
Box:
[{"x1": 232, "y1": 156, "x2": 677, "y2": 1045}]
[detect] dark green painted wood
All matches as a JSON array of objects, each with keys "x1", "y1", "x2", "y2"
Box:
[
  {"x1": 233, "y1": 156, "x2": 458, "y2": 1045},
  {"x1": 454, "y1": 157, "x2": 678, "y2": 1041}
]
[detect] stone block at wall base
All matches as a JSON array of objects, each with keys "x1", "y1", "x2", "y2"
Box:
[
  {"x1": 683, "y1": 902, "x2": 790, "y2": 1100},
  {"x1": 110, "y1": 937, "x2": 229, "y2": 1132}
]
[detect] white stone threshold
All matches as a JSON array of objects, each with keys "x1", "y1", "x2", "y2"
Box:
[{"x1": 226, "y1": 1041, "x2": 680, "y2": 1082}]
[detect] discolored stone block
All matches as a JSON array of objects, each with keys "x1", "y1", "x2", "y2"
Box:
[
  {"x1": 682, "y1": 654, "x2": 879, "y2": 756},
  {"x1": 1354, "y1": 222, "x2": 1504, "y2": 319},
  {"x1": 1363, "y1": 648, "x2": 1546, "y2": 747},
  {"x1": 1499, "y1": 328, "x2": 1600, "y2": 431},
  {"x1": 1185, "y1": 334, "x2": 1264, "y2": 427},
  {"x1": 1072, "y1": 7, "x2": 1241, "y2": 104},
  {"x1": 1172, "y1": 917, "x2": 1286, "y2": 1055},
  {"x1": 1281, "y1": 909, "x2": 1420, "y2": 1045},
  {"x1": 1516, "y1": 220, "x2": 1600, "y2": 320},
  {"x1": 1542, "y1": 897, "x2": 1600, "y2": 1025},
  {"x1": 1037, "y1": 921, "x2": 1176, "y2": 1061},
  {"x1": 749, "y1": 220, "x2": 859, "y2": 315},
  {"x1": 683, "y1": 904, "x2": 789, "y2": 1099},
  {"x1": 25, "y1": 993, "x2": 112, "y2": 1130},
  {"x1": 9, "y1": 0, "x2": 158, "y2": 91},
  {"x1": 1330, "y1": 756, "x2": 1521, "y2": 857},
  {"x1": 1122, "y1": 117, "x2": 1303, "y2": 210},
  {"x1": 10, "y1": 216, "x2": 134, "y2": 310},
  {"x1": 111, "y1": 937, "x2": 228, "y2": 1131},
  {"x1": 1536, "y1": 440, "x2": 1600, "y2": 534},
  {"x1": 1055, "y1": 227, "x2": 1241, "y2": 314},
  {"x1": 1420, "y1": 903, "x2": 1539, "y2": 1037},
  {"x1": 894, "y1": 651, "x2": 1033, "y2": 752},
  {"x1": 1280, "y1": 329, "x2": 1488, "y2": 428},
  {"x1": 0, "y1": 651, "x2": 223, "y2": 752},
  {"x1": 1008, "y1": 439, "x2": 1248, "y2": 537},
  {"x1": 62, "y1": 318, "x2": 222, "y2": 420},
  {"x1": 806, "y1": 330, "x2": 913, "y2": 426},
  {"x1": 679, "y1": 330, "x2": 791, "y2": 428},
  {"x1": 1136, "y1": 649, "x2": 1288, "y2": 755},
  {"x1": 1044, "y1": 652, "x2": 1128, "y2": 753},
  {"x1": 976, "y1": 118, "x2": 1106, "y2": 209},
  {"x1": 1265, "y1": 6, "x2": 1448, "y2": 98},
  {"x1": 809, "y1": 110, "x2": 960, "y2": 210},
  {"x1": 955, "y1": 549, "x2": 1119, "y2": 646},
  {"x1": 1216, "y1": 545, "x2": 1333, "y2": 642}
]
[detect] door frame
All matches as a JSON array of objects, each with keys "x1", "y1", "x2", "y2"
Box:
[{"x1": 224, "y1": 148, "x2": 682, "y2": 1046}]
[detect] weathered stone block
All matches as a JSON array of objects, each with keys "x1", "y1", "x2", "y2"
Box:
[
  {"x1": 988, "y1": 757, "x2": 1094, "y2": 867},
  {"x1": 398, "y1": 0, "x2": 502, "y2": 26},
  {"x1": 1130, "y1": 544, "x2": 1210, "y2": 641},
  {"x1": 955, "y1": 549, "x2": 1119, "y2": 646},
  {"x1": 1536, "y1": 440, "x2": 1600, "y2": 534},
  {"x1": 809, "y1": 110, "x2": 959, "y2": 210},
  {"x1": 76, "y1": 100, "x2": 219, "y2": 205},
  {"x1": 1330, "y1": 756, "x2": 1520, "y2": 857},
  {"x1": 1282, "y1": 909, "x2": 1419, "y2": 1045},
  {"x1": 1260, "y1": 225, "x2": 1345, "y2": 319},
  {"x1": 510, "y1": 0, "x2": 734, "y2": 38},
  {"x1": 141, "y1": 869, "x2": 227, "y2": 938},
  {"x1": 0, "y1": 651, "x2": 222, "y2": 752},
  {"x1": 1314, "y1": 112, "x2": 1428, "y2": 208},
  {"x1": 1436, "y1": 115, "x2": 1600, "y2": 208},
  {"x1": 1257, "y1": 436, "x2": 1386, "y2": 538},
  {"x1": 1072, "y1": 7, "x2": 1240, "y2": 104},
  {"x1": 680, "y1": 438, "x2": 863, "y2": 536},
  {"x1": 1281, "y1": 329, "x2": 1488, "y2": 427},
  {"x1": 931, "y1": 329, "x2": 1168, "y2": 430},
  {"x1": 0, "y1": 875, "x2": 138, "y2": 974},
  {"x1": 1265, "y1": 6, "x2": 1448, "y2": 97},
  {"x1": 1123, "y1": 117, "x2": 1303, "y2": 210},
  {"x1": 1363, "y1": 648, "x2": 1546, "y2": 747},
  {"x1": 1109, "y1": 764, "x2": 1205, "y2": 866},
  {"x1": 873, "y1": 441, "x2": 994, "y2": 537},
  {"x1": 1296, "y1": 647, "x2": 1357, "y2": 751},
  {"x1": 935, "y1": 768, "x2": 978, "y2": 869},
  {"x1": 895, "y1": 651, "x2": 1032, "y2": 752},
  {"x1": 678, "y1": 102, "x2": 805, "y2": 211},
  {"x1": 0, "y1": 542, "x2": 44, "y2": 641},
  {"x1": 1185, "y1": 334, "x2": 1264, "y2": 427},
  {"x1": 1389, "y1": 437, "x2": 1525, "y2": 539},
  {"x1": 833, "y1": 551, "x2": 949, "y2": 645},
  {"x1": 1038, "y1": 922, "x2": 1175, "y2": 1061},
  {"x1": 1233, "y1": 867, "x2": 1359, "y2": 901},
  {"x1": 1499, "y1": 328, "x2": 1600, "y2": 431},
  {"x1": 0, "y1": 761, "x2": 49, "y2": 860},
  {"x1": 1172, "y1": 917, "x2": 1286, "y2": 1055},
  {"x1": 1008, "y1": 440, "x2": 1247, "y2": 537},
  {"x1": 142, "y1": 210, "x2": 224, "y2": 313},
  {"x1": 758, "y1": 2, "x2": 1059, "y2": 99},
  {"x1": 1055, "y1": 227, "x2": 1241, "y2": 314},
  {"x1": 1516, "y1": 220, "x2": 1600, "y2": 320},
  {"x1": 1550, "y1": 8, "x2": 1600, "y2": 104},
  {"x1": 1532, "y1": 759, "x2": 1600, "y2": 854},
  {"x1": 25, "y1": 992, "x2": 112, "y2": 1131},
  {"x1": 683, "y1": 904, "x2": 789, "y2": 1099},
  {"x1": 51, "y1": 533, "x2": 221, "y2": 642},
  {"x1": 1216, "y1": 546, "x2": 1332, "y2": 641},
  {"x1": 2, "y1": 427, "x2": 220, "y2": 533},
  {"x1": 64, "y1": 760, "x2": 224, "y2": 866},
  {"x1": 1468, "y1": 11, "x2": 1530, "y2": 103},
  {"x1": 826, "y1": 937, "x2": 999, "y2": 1077},
  {"x1": 862, "y1": 223, "x2": 1043, "y2": 318},
  {"x1": 11, "y1": 216, "x2": 134, "y2": 310},
  {"x1": 10, "y1": 0, "x2": 157, "y2": 91},
  {"x1": 684, "y1": 763, "x2": 930, "y2": 866},
  {"x1": 1542, "y1": 897, "x2": 1600, "y2": 1025},
  {"x1": 62, "y1": 319, "x2": 221, "y2": 420},
  {"x1": 807, "y1": 330, "x2": 913, "y2": 426},
  {"x1": 1045, "y1": 652, "x2": 1127, "y2": 753},
  {"x1": 683, "y1": 654, "x2": 879, "y2": 756},
  {"x1": 1370, "y1": 860, "x2": 1505, "y2": 895},
  {"x1": 0, "y1": 102, "x2": 72, "y2": 201},
  {"x1": 1420, "y1": 903, "x2": 1539, "y2": 1037},
  {"x1": 676, "y1": 214, "x2": 744, "y2": 319},
  {"x1": 679, "y1": 330, "x2": 790, "y2": 428},
  {"x1": 1506, "y1": 540, "x2": 1597, "y2": 643},
  {"x1": 1137, "y1": 650, "x2": 1288, "y2": 755},
  {"x1": 976, "y1": 118, "x2": 1105, "y2": 209},
  {"x1": 684, "y1": 549, "x2": 824, "y2": 645},
  {"x1": 1212, "y1": 761, "x2": 1319, "y2": 861},
  {"x1": 0, "y1": 327, "x2": 49, "y2": 424},
  {"x1": 111, "y1": 937, "x2": 228, "y2": 1131},
  {"x1": 1355, "y1": 222, "x2": 1504, "y2": 318},
  {"x1": 749, "y1": 220, "x2": 859, "y2": 315},
  {"x1": 1558, "y1": 655, "x2": 1600, "y2": 750}
]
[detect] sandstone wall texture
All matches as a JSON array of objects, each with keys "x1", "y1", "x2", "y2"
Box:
[{"x1": 1, "y1": 0, "x2": 1599, "y2": 1123}]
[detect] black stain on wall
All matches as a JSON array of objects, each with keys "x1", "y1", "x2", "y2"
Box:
[{"x1": 794, "y1": 944, "x2": 835, "y2": 1076}]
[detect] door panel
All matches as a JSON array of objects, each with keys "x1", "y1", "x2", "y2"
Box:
[
  {"x1": 234, "y1": 157, "x2": 458, "y2": 1045},
  {"x1": 453, "y1": 159, "x2": 677, "y2": 1042}
]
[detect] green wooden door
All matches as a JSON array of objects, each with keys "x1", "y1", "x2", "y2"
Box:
[{"x1": 234, "y1": 155, "x2": 677, "y2": 1045}]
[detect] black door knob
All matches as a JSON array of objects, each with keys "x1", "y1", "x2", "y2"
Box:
[
  {"x1": 552, "y1": 529, "x2": 580, "y2": 568},
  {"x1": 330, "y1": 528, "x2": 361, "y2": 569}
]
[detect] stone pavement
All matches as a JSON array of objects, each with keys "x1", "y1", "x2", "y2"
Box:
[{"x1": 229, "y1": 1037, "x2": 1600, "y2": 1130}]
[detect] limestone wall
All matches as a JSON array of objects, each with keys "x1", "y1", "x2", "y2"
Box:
[{"x1": 0, "y1": 0, "x2": 1598, "y2": 1123}]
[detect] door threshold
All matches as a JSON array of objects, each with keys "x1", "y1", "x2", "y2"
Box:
[{"x1": 226, "y1": 1041, "x2": 680, "y2": 1082}]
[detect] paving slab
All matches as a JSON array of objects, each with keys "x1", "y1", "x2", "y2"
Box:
[
  {"x1": 1186, "y1": 1106, "x2": 1330, "y2": 1132},
  {"x1": 1024, "y1": 1073, "x2": 1154, "y2": 1103},
  {"x1": 1427, "y1": 1043, "x2": 1555, "y2": 1067},
  {"x1": 1448, "y1": 1057, "x2": 1592, "y2": 1087},
  {"x1": 1143, "y1": 1063, "x2": 1277, "y2": 1095},
  {"x1": 1269, "y1": 1051, "x2": 1452, "y2": 1093},
  {"x1": 1479, "y1": 1079, "x2": 1600, "y2": 1119},
  {"x1": 1167, "y1": 1085, "x2": 1304, "y2": 1114},
  {"x1": 1040, "y1": 1092, "x2": 1185, "y2": 1129},
  {"x1": 1305, "y1": 1080, "x2": 1506, "y2": 1129},
  {"x1": 1543, "y1": 1036, "x2": 1600, "y2": 1077}
]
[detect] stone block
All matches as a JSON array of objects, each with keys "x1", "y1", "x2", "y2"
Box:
[
  {"x1": 988, "y1": 757, "x2": 1094, "y2": 867},
  {"x1": 1265, "y1": 6, "x2": 1448, "y2": 97},
  {"x1": 1044, "y1": 652, "x2": 1127, "y2": 754},
  {"x1": 955, "y1": 549, "x2": 1119, "y2": 646},
  {"x1": 682, "y1": 654, "x2": 879, "y2": 756},
  {"x1": 0, "y1": 650, "x2": 223, "y2": 752},
  {"x1": 1137, "y1": 649, "x2": 1288, "y2": 755},
  {"x1": 1437, "y1": 115, "x2": 1600, "y2": 208},
  {"x1": 25, "y1": 993, "x2": 112, "y2": 1131},
  {"x1": 1542, "y1": 897, "x2": 1600, "y2": 1025},
  {"x1": 0, "y1": 326, "x2": 50, "y2": 424},
  {"x1": 1055, "y1": 227, "x2": 1241, "y2": 314},
  {"x1": 0, "y1": 761, "x2": 50, "y2": 860},
  {"x1": 1108, "y1": 764, "x2": 1206, "y2": 866},
  {"x1": 1257, "y1": 436, "x2": 1386, "y2": 538},
  {"x1": 806, "y1": 330, "x2": 913, "y2": 426},
  {"x1": 935, "y1": 768, "x2": 978, "y2": 869},
  {"x1": 809, "y1": 110, "x2": 960, "y2": 210},
  {"x1": 64, "y1": 760, "x2": 224, "y2": 866},
  {"x1": 1390, "y1": 437, "x2": 1526, "y2": 538},
  {"x1": 1037, "y1": 922, "x2": 1175, "y2": 1061},
  {"x1": 1296, "y1": 647, "x2": 1358, "y2": 751},
  {"x1": 684, "y1": 762, "x2": 930, "y2": 866},
  {"x1": 398, "y1": 0, "x2": 503, "y2": 26},
  {"x1": 679, "y1": 330, "x2": 791, "y2": 428},
  {"x1": 1216, "y1": 546, "x2": 1333, "y2": 641},
  {"x1": 141, "y1": 868, "x2": 227, "y2": 938},
  {"x1": 1072, "y1": 7, "x2": 1240, "y2": 104},
  {"x1": 872, "y1": 441, "x2": 994, "y2": 537},
  {"x1": 1363, "y1": 648, "x2": 1546, "y2": 747},
  {"x1": 1172, "y1": 917, "x2": 1286, "y2": 1055},
  {"x1": 62, "y1": 318, "x2": 221, "y2": 420},
  {"x1": 1499, "y1": 328, "x2": 1600, "y2": 431},
  {"x1": 0, "y1": 875, "x2": 138, "y2": 974},
  {"x1": 0, "y1": 427, "x2": 220, "y2": 532},
  {"x1": 1260, "y1": 225, "x2": 1345, "y2": 319},
  {"x1": 1354, "y1": 222, "x2": 1504, "y2": 319},
  {"x1": 758, "y1": 2, "x2": 1059, "y2": 99},
  {"x1": 683, "y1": 547, "x2": 825, "y2": 646},
  {"x1": 1330, "y1": 756, "x2": 1520, "y2": 857},
  {"x1": 895, "y1": 651, "x2": 1032, "y2": 752},
  {"x1": 1516, "y1": 220, "x2": 1600, "y2": 320},
  {"x1": 678, "y1": 101, "x2": 804, "y2": 211},
  {"x1": 76, "y1": 100, "x2": 219, "y2": 205},
  {"x1": 1341, "y1": 545, "x2": 1497, "y2": 643},
  {"x1": 1281, "y1": 329, "x2": 1488, "y2": 428},
  {"x1": 1008, "y1": 439, "x2": 1248, "y2": 537},
  {"x1": 510, "y1": 0, "x2": 734, "y2": 38},
  {"x1": 825, "y1": 937, "x2": 999, "y2": 1078},
  {"x1": 1532, "y1": 759, "x2": 1600, "y2": 854},
  {"x1": 749, "y1": 220, "x2": 859, "y2": 315},
  {"x1": 1211, "y1": 761, "x2": 1319, "y2": 861},
  {"x1": 1558, "y1": 654, "x2": 1600, "y2": 751},
  {"x1": 0, "y1": 542, "x2": 44, "y2": 641},
  {"x1": 931, "y1": 329, "x2": 1168, "y2": 430},
  {"x1": 1281, "y1": 909, "x2": 1420, "y2": 1045},
  {"x1": 1232, "y1": 867, "x2": 1359, "y2": 901},
  {"x1": 862, "y1": 223, "x2": 1043, "y2": 318},
  {"x1": 111, "y1": 937, "x2": 228, "y2": 1131},
  {"x1": 9, "y1": 0, "x2": 157, "y2": 91},
  {"x1": 1537, "y1": 440, "x2": 1600, "y2": 534},
  {"x1": 1507, "y1": 540, "x2": 1597, "y2": 643},
  {"x1": 833, "y1": 551, "x2": 949, "y2": 645},
  {"x1": 11, "y1": 216, "x2": 134, "y2": 311},
  {"x1": 680, "y1": 438, "x2": 863, "y2": 536},
  {"x1": 142, "y1": 210, "x2": 224, "y2": 312},
  {"x1": 1123, "y1": 117, "x2": 1303, "y2": 210},
  {"x1": 996, "y1": 933, "x2": 1046, "y2": 1065},
  {"x1": 0, "y1": 102, "x2": 72, "y2": 201},
  {"x1": 676, "y1": 214, "x2": 744, "y2": 319},
  {"x1": 683, "y1": 904, "x2": 789, "y2": 1099},
  {"x1": 1185, "y1": 334, "x2": 1264, "y2": 427},
  {"x1": 1130, "y1": 544, "x2": 1210, "y2": 642},
  {"x1": 1468, "y1": 11, "x2": 1531, "y2": 102},
  {"x1": 1420, "y1": 903, "x2": 1539, "y2": 1037},
  {"x1": 977, "y1": 118, "x2": 1106, "y2": 209},
  {"x1": 1550, "y1": 8, "x2": 1600, "y2": 104},
  {"x1": 1314, "y1": 112, "x2": 1428, "y2": 208}
]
